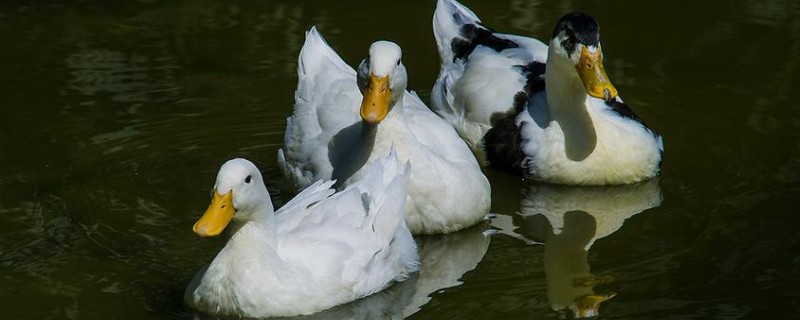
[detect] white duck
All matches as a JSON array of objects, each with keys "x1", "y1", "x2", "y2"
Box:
[
  {"x1": 432, "y1": 0, "x2": 663, "y2": 185},
  {"x1": 278, "y1": 27, "x2": 491, "y2": 235},
  {"x1": 184, "y1": 151, "x2": 419, "y2": 318}
]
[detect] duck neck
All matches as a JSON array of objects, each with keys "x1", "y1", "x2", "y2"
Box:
[
  {"x1": 383, "y1": 93, "x2": 405, "y2": 123},
  {"x1": 228, "y1": 192, "x2": 278, "y2": 246},
  {"x1": 545, "y1": 48, "x2": 597, "y2": 161}
]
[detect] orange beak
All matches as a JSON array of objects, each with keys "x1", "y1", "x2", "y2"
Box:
[
  {"x1": 359, "y1": 75, "x2": 391, "y2": 124},
  {"x1": 576, "y1": 46, "x2": 618, "y2": 101},
  {"x1": 192, "y1": 190, "x2": 235, "y2": 237}
]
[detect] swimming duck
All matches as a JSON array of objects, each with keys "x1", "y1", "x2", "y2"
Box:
[
  {"x1": 432, "y1": 0, "x2": 663, "y2": 185},
  {"x1": 184, "y1": 152, "x2": 419, "y2": 318},
  {"x1": 278, "y1": 27, "x2": 491, "y2": 234}
]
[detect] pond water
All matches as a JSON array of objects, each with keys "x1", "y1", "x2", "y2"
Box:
[{"x1": 1, "y1": 0, "x2": 799, "y2": 319}]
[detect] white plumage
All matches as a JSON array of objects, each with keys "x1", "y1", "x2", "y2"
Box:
[
  {"x1": 185, "y1": 151, "x2": 419, "y2": 318},
  {"x1": 432, "y1": 0, "x2": 663, "y2": 185},
  {"x1": 278, "y1": 27, "x2": 491, "y2": 234}
]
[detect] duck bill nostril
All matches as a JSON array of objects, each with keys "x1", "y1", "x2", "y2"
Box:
[
  {"x1": 576, "y1": 46, "x2": 618, "y2": 101},
  {"x1": 359, "y1": 74, "x2": 391, "y2": 124},
  {"x1": 193, "y1": 190, "x2": 235, "y2": 237}
]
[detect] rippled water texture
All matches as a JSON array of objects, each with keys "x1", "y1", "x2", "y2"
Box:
[{"x1": 1, "y1": 0, "x2": 799, "y2": 319}]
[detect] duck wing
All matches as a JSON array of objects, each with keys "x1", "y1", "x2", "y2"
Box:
[
  {"x1": 431, "y1": 0, "x2": 548, "y2": 152},
  {"x1": 277, "y1": 151, "x2": 416, "y2": 285},
  {"x1": 278, "y1": 27, "x2": 362, "y2": 191}
]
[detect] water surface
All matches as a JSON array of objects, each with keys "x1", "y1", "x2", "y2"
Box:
[{"x1": 1, "y1": 0, "x2": 799, "y2": 319}]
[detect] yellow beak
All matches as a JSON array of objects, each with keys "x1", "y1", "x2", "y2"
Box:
[
  {"x1": 576, "y1": 46, "x2": 618, "y2": 101},
  {"x1": 360, "y1": 75, "x2": 391, "y2": 125},
  {"x1": 575, "y1": 292, "x2": 617, "y2": 318},
  {"x1": 193, "y1": 190, "x2": 235, "y2": 237}
]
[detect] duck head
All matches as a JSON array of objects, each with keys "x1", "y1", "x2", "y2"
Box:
[
  {"x1": 357, "y1": 41, "x2": 407, "y2": 125},
  {"x1": 193, "y1": 158, "x2": 273, "y2": 237},
  {"x1": 549, "y1": 12, "x2": 618, "y2": 101}
]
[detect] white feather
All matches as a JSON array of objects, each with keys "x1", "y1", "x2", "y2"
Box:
[
  {"x1": 278, "y1": 26, "x2": 361, "y2": 190},
  {"x1": 431, "y1": 0, "x2": 662, "y2": 185},
  {"x1": 279, "y1": 27, "x2": 491, "y2": 235},
  {"x1": 185, "y1": 155, "x2": 419, "y2": 318}
]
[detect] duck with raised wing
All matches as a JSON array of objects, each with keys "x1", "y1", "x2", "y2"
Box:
[
  {"x1": 278, "y1": 27, "x2": 491, "y2": 234},
  {"x1": 185, "y1": 152, "x2": 419, "y2": 318},
  {"x1": 432, "y1": 0, "x2": 663, "y2": 185}
]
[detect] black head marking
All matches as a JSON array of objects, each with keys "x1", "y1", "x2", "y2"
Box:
[{"x1": 552, "y1": 12, "x2": 600, "y2": 55}]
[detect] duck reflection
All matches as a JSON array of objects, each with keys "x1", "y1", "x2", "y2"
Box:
[
  {"x1": 190, "y1": 273, "x2": 416, "y2": 320},
  {"x1": 278, "y1": 274, "x2": 419, "y2": 320},
  {"x1": 498, "y1": 179, "x2": 662, "y2": 318},
  {"x1": 189, "y1": 223, "x2": 490, "y2": 319},
  {"x1": 404, "y1": 223, "x2": 492, "y2": 316},
  {"x1": 542, "y1": 211, "x2": 615, "y2": 318}
]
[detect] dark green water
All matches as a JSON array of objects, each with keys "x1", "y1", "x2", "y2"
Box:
[{"x1": 2, "y1": 0, "x2": 799, "y2": 319}]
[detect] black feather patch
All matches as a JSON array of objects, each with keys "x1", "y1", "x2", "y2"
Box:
[
  {"x1": 482, "y1": 92, "x2": 528, "y2": 175},
  {"x1": 481, "y1": 62, "x2": 545, "y2": 174},
  {"x1": 451, "y1": 23, "x2": 518, "y2": 62},
  {"x1": 518, "y1": 61, "x2": 546, "y2": 94},
  {"x1": 605, "y1": 98, "x2": 645, "y2": 125},
  {"x1": 604, "y1": 98, "x2": 660, "y2": 139}
]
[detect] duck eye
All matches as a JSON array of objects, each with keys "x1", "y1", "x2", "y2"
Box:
[
  {"x1": 396, "y1": 60, "x2": 401, "y2": 66},
  {"x1": 245, "y1": 175, "x2": 252, "y2": 184}
]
